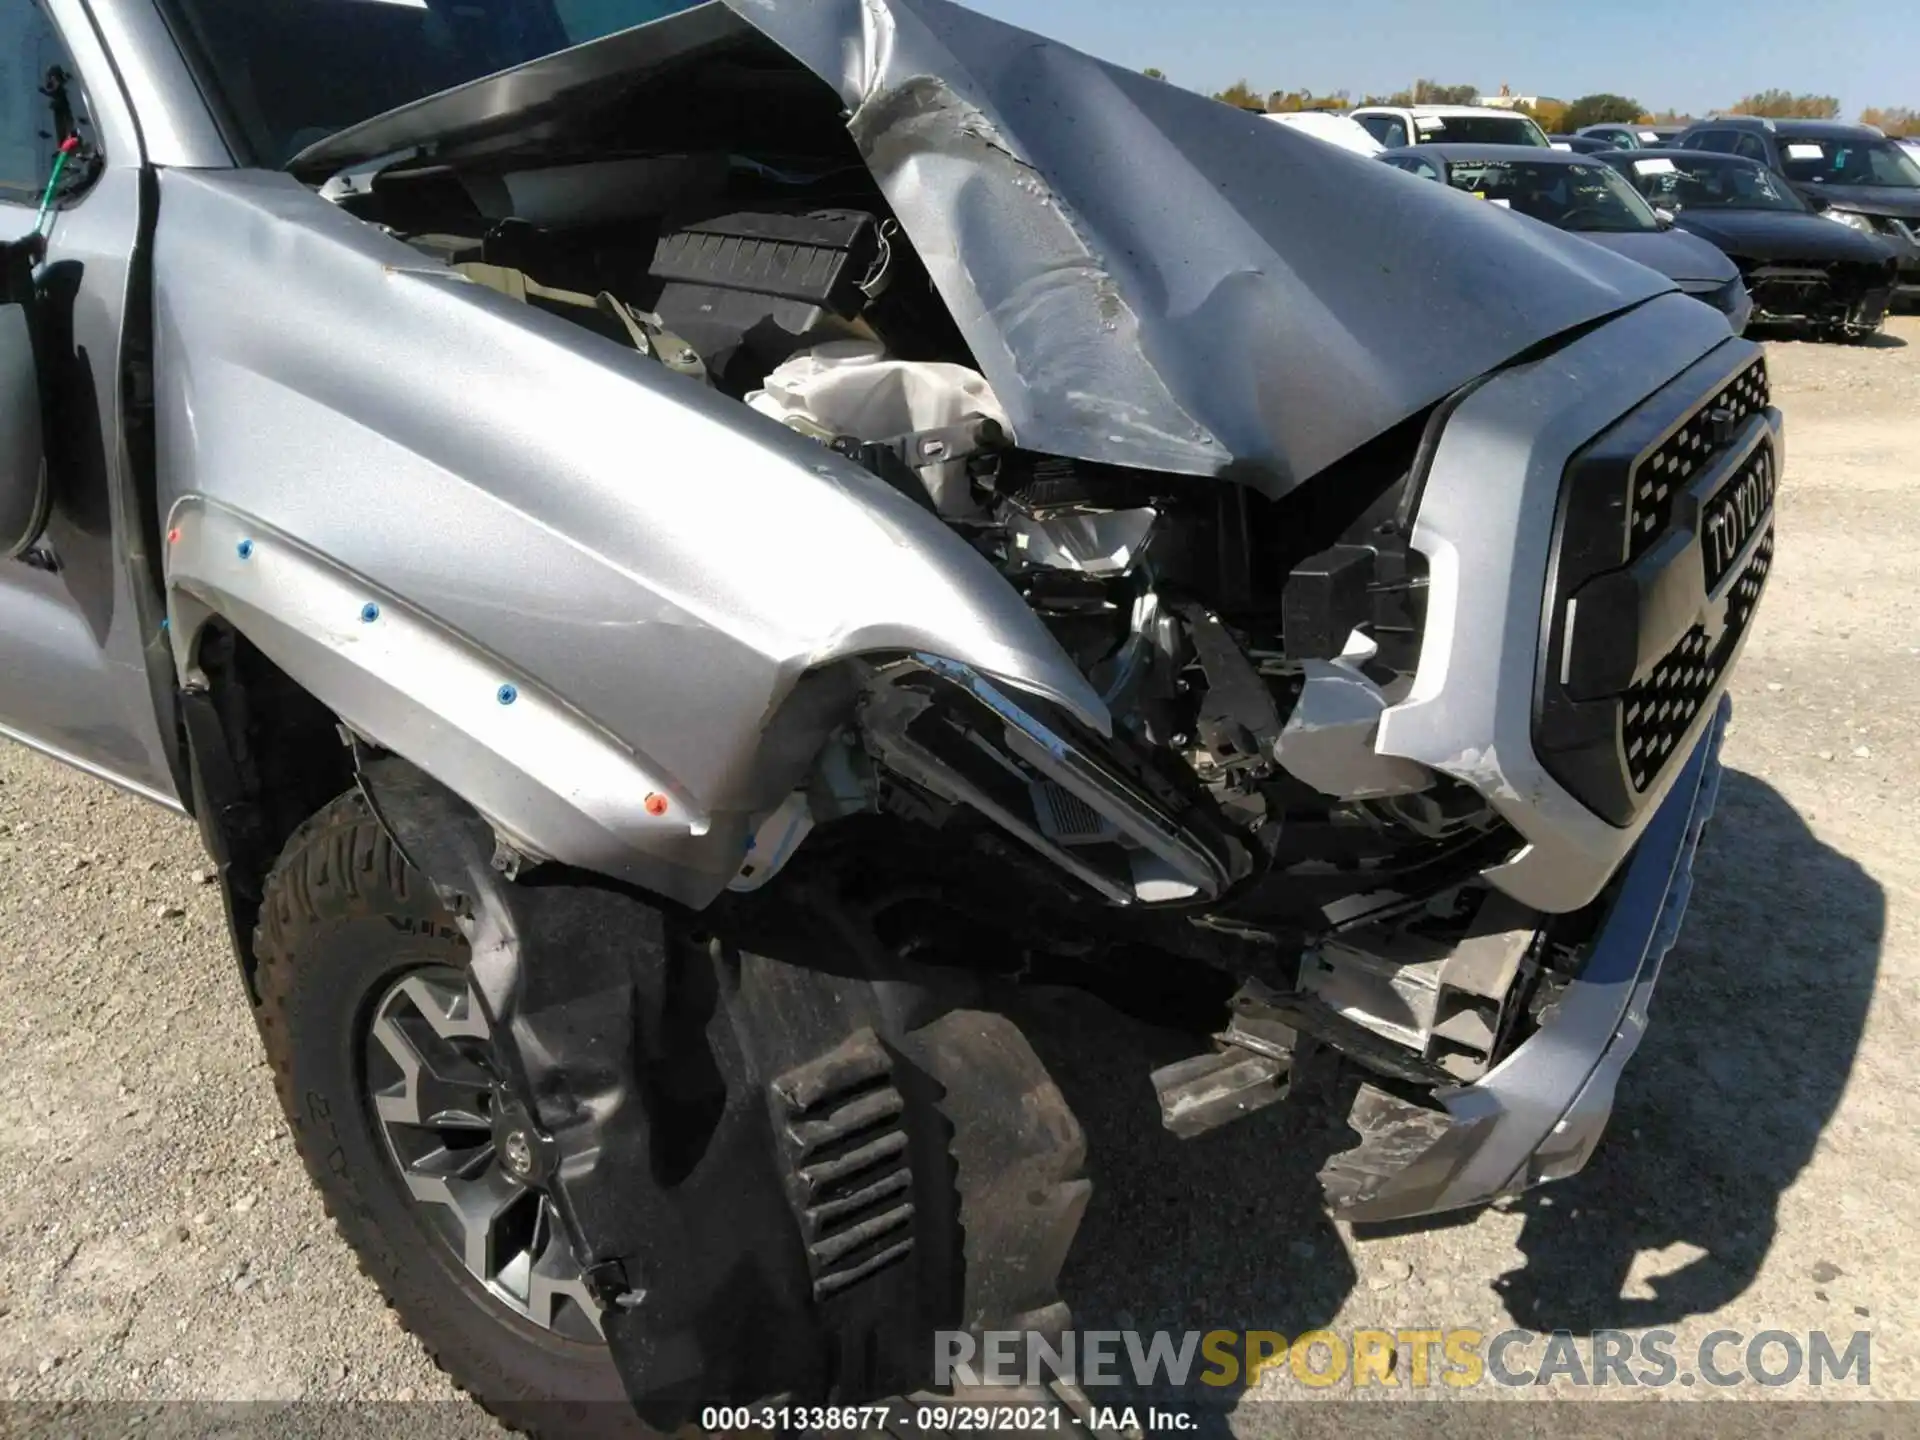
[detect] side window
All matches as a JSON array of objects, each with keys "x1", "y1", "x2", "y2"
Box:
[
  {"x1": 1733, "y1": 133, "x2": 1769, "y2": 164},
  {"x1": 1384, "y1": 156, "x2": 1439, "y2": 181},
  {"x1": 0, "y1": 0, "x2": 95, "y2": 207},
  {"x1": 1694, "y1": 130, "x2": 1740, "y2": 155},
  {"x1": 1357, "y1": 114, "x2": 1411, "y2": 149}
]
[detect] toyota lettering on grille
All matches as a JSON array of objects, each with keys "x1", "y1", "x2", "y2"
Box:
[{"x1": 1702, "y1": 444, "x2": 1775, "y2": 591}]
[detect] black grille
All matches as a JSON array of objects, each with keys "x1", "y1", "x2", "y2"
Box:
[
  {"x1": 1034, "y1": 780, "x2": 1114, "y2": 843},
  {"x1": 1623, "y1": 530, "x2": 1773, "y2": 792},
  {"x1": 1628, "y1": 361, "x2": 1771, "y2": 563},
  {"x1": 1535, "y1": 340, "x2": 1777, "y2": 827}
]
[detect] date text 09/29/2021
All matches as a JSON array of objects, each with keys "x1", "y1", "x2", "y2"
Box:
[
  {"x1": 698, "y1": 1405, "x2": 1191, "y2": 1433},
  {"x1": 693, "y1": 1326, "x2": 1871, "y2": 1431}
]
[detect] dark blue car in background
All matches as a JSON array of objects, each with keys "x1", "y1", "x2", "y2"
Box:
[{"x1": 1379, "y1": 144, "x2": 1753, "y2": 333}]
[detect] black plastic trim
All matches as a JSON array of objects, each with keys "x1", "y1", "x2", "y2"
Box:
[{"x1": 1533, "y1": 339, "x2": 1772, "y2": 826}]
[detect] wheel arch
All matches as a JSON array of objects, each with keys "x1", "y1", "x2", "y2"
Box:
[{"x1": 175, "y1": 618, "x2": 356, "y2": 1004}]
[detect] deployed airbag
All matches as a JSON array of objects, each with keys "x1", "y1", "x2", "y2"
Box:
[{"x1": 746, "y1": 341, "x2": 1008, "y2": 514}]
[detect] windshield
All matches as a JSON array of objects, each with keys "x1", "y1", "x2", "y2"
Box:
[
  {"x1": 1422, "y1": 115, "x2": 1550, "y2": 147},
  {"x1": 159, "y1": 0, "x2": 707, "y2": 167},
  {"x1": 1443, "y1": 158, "x2": 1660, "y2": 231},
  {"x1": 1778, "y1": 137, "x2": 1920, "y2": 188},
  {"x1": 1623, "y1": 155, "x2": 1808, "y2": 213}
]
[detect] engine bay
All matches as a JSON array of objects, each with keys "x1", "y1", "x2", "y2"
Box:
[{"x1": 321, "y1": 84, "x2": 1555, "y2": 1094}]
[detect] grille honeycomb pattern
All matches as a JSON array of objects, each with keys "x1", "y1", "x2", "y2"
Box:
[
  {"x1": 1628, "y1": 360, "x2": 1772, "y2": 563},
  {"x1": 1622, "y1": 529, "x2": 1774, "y2": 792}
]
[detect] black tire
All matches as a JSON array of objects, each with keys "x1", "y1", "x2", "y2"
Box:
[{"x1": 253, "y1": 789, "x2": 647, "y2": 1437}]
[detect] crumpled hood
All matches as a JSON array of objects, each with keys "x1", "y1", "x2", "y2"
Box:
[
  {"x1": 291, "y1": 0, "x2": 1678, "y2": 496},
  {"x1": 728, "y1": 0, "x2": 1676, "y2": 494}
]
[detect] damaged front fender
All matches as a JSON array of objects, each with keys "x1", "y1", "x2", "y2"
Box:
[{"x1": 155, "y1": 168, "x2": 1107, "y2": 906}]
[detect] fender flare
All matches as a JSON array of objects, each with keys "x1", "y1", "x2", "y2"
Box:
[{"x1": 165, "y1": 495, "x2": 730, "y2": 903}]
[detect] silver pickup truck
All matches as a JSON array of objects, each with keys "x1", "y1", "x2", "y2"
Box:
[{"x1": 2, "y1": 0, "x2": 1777, "y2": 1427}]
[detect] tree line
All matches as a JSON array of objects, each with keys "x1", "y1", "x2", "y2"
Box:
[{"x1": 1153, "y1": 74, "x2": 1920, "y2": 137}]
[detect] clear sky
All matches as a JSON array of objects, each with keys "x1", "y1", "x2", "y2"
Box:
[{"x1": 956, "y1": 0, "x2": 1908, "y2": 121}]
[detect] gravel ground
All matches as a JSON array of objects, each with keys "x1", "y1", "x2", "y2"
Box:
[{"x1": 3, "y1": 318, "x2": 1916, "y2": 1432}]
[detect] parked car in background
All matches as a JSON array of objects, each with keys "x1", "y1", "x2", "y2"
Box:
[
  {"x1": 1675, "y1": 118, "x2": 1920, "y2": 300},
  {"x1": 1550, "y1": 134, "x2": 1616, "y2": 155},
  {"x1": 1602, "y1": 150, "x2": 1900, "y2": 341},
  {"x1": 1580, "y1": 123, "x2": 1686, "y2": 151},
  {"x1": 1349, "y1": 104, "x2": 1551, "y2": 150},
  {"x1": 1266, "y1": 110, "x2": 1385, "y2": 156},
  {"x1": 1900, "y1": 136, "x2": 1920, "y2": 167},
  {"x1": 1380, "y1": 145, "x2": 1751, "y2": 332}
]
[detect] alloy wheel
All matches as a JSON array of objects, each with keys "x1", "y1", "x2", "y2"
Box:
[{"x1": 362, "y1": 968, "x2": 605, "y2": 1344}]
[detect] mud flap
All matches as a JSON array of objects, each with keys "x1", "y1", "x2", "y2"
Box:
[{"x1": 356, "y1": 757, "x2": 1088, "y2": 1425}]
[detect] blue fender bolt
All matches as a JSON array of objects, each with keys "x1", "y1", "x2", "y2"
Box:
[
  {"x1": 236, "y1": 539, "x2": 255, "y2": 560},
  {"x1": 497, "y1": 683, "x2": 519, "y2": 706},
  {"x1": 360, "y1": 602, "x2": 381, "y2": 623}
]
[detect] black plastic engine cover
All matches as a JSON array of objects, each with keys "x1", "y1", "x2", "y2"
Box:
[
  {"x1": 649, "y1": 208, "x2": 882, "y2": 381},
  {"x1": 650, "y1": 208, "x2": 881, "y2": 311}
]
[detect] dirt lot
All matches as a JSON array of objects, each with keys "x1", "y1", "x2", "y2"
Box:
[{"x1": 2, "y1": 318, "x2": 1916, "y2": 1431}]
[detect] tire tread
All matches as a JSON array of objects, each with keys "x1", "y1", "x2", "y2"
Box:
[{"x1": 254, "y1": 789, "x2": 615, "y2": 1437}]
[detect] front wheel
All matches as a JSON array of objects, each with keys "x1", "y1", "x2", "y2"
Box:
[{"x1": 252, "y1": 790, "x2": 645, "y2": 1434}]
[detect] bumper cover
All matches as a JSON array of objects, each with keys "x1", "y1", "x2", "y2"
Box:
[
  {"x1": 1325, "y1": 693, "x2": 1729, "y2": 1223},
  {"x1": 1886, "y1": 232, "x2": 1920, "y2": 287}
]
